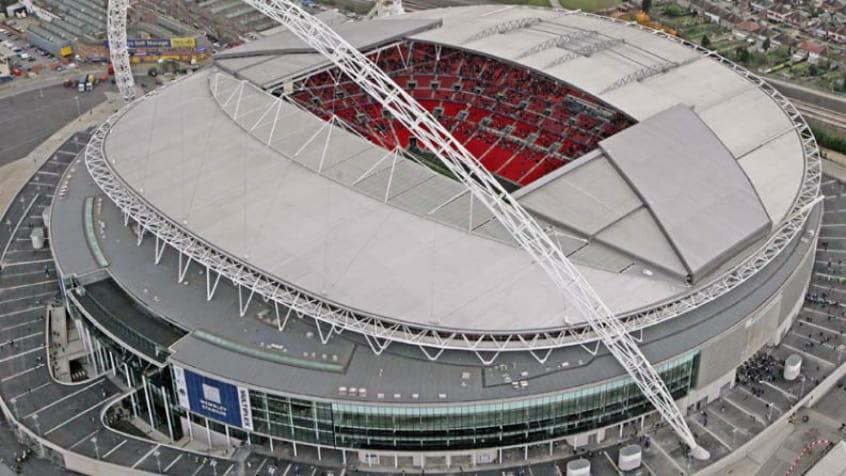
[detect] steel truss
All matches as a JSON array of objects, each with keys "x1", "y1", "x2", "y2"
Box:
[
  {"x1": 107, "y1": 0, "x2": 135, "y2": 100},
  {"x1": 463, "y1": 17, "x2": 544, "y2": 44}
]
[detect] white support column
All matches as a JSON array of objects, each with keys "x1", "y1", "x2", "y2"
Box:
[
  {"x1": 164, "y1": 391, "x2": 175, "y2": 442},
  {"x1": 206, "y1": 265, "x2": 221, "y2": 301},
  {"x1": 123, "y1": 363, "x2": 138, "y2": 417},
  {"x1": 154, "y1": 236, "x2": 166, "y2": 264},
  {"x1": 186, "y1": 414, "x2": 194, "y2": 442},
  {"x1": 178, "y1": 252, "x2": 193, "y2": 283},
  {"x1": 205, "y1": 418, "x2": 212, "y2": 448},
  {"x1": 142, "y1": 375, "x2": 155, "y2": 430}
]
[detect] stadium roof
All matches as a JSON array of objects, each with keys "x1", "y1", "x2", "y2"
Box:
[{"x1": 103, "y1": 6, "x2": 807, "y2": 334}]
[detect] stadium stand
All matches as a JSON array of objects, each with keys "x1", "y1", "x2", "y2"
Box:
[{"x1": 290, "y1": 41, "x2": 634, "y2": 186}]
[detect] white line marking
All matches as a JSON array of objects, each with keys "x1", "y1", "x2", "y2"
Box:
[
  {"x1": 164, "y1": 453, "x2": 183, "y2": 473},
  {"x1": 25, "y1": 380, "x2": 102, "y2": 418},
  {"x1": 102, "y1": 439, "x2": 127, "y2": 459},
  {"x1": 43, "y1": 399, "x2": 102, "y2": 435},
  {"x1": 132, "y1": 444, "x2": 160, "y2": 469}
]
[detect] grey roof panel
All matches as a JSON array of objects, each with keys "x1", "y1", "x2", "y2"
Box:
[
  {"x1": 595, "y1": 208, "x2": 687, "y2": 277},
  {"x1": 220, "y1": 18, "x2": 441, "y2": 58},
  {"x1": 600, "y1": 105, "x2": 771, "y2": 278},
  {"x1": 518, "y1": 154, "x2": 642, "y2": 236}
]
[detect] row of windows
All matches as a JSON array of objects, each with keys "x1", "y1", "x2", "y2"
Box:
[{"x1": 244, "y1": 353, "x2": 699, "y2": 450}]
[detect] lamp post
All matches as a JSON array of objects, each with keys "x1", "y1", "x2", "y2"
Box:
[{"x1": 91, "y1": 436, "x2": 99, "y2": 459}]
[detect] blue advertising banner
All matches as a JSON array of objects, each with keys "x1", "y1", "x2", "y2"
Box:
[{"x1": 173, "y1": 366, "x2": 253, "y2": 430}]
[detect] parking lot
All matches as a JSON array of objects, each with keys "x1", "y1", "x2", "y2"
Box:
[{"x1": 0, "y1": 27, "x2": 63, "y2": 77}]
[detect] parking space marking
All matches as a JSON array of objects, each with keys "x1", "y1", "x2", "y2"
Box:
[
  {"x1": 69, "y1": 429, "x2": 99, "y2": 450},
  {"x1": 132, "y1": 444, "x2": 160, "y2": 469},
  {"x1": 0, "y1": 318, "x2": 43, "y2": 333},
  {"x1": 164, "y1": 453, "x2": 183, "y2": 473},
  {"x1": 43, "y1": 399, "x2": 102, "y2": 435},
  {"x1": 24, "y1": 379, "x2": 101, "y2": 418},
  {"x1": 0, "y1": 363, "x2": 43, "y2": 383},
  {"x1": 102, "y1": 439, "x2": 127, "y2": 459},
  {"x1": 8, "y1": 380, "x2": 50, "y2": 399},
  {"x1": 0, "y1": 345, "x2": 43, "y2": 364},
  {"x1": 190, "y1": 460, "x2": 207, "y2": 476},
  {"x1": 252, "y1": 458, "x2": 267, "y2": 475},
  {"x1": 649, "y1": 438, "x2": 686, "y2": 475},
  {"x1": 781, "y1": 342, "x2": 836, "y2": 366}
]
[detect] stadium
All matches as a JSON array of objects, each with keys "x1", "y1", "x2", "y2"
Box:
[{"x1": 42, "y1": 3, "x2": 822, "y2": 473}]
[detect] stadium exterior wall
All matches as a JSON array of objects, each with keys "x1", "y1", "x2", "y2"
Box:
[{"x1": 58, "y1": 214, "x2": 818, "y2": 467}]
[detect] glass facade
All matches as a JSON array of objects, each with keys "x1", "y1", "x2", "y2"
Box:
[{"x1": 247, "y1": 353, "x2": 699, "y2": 451}]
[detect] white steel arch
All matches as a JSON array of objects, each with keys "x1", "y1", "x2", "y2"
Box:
[
  {"x1": 107, "y1": 0, "x2": 135, "y2": 100},
  {"x1": 233, "y1": 0, "x2": 709, "y2": 458}
]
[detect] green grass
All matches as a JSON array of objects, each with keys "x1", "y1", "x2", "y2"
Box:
[{"x1": 558, "y1": 0, "x2": 622, "y2": 11}]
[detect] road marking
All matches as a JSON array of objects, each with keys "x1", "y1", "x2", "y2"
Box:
[
  {"x1": 132, "y1": 444, "x2": 160, "y2": 469},
  {"x1": 223, "y1": 463, "x2": 234, "y2": 476},
  {"x1": 602, "y1": 451, "x2": 622, "y2": 475},
  {"x1": 69, "y1": 429, "x2": 100, "y2": 450},
  {"x1": 0, "y1": 364, "x2": 43, "y2": 383},
  {"x1": 0, "y1": 259, "x2": 52, "y2": 267},
  {"x1": 282, "y1": 463, "x2": 291, "y2": 476},
  {"x1": 0, "y1": 292, "x2": 54, "y2": 308},
  {"x1": 761, "y1": 380, "x2": 799, "y2": 402},
  {"x1": 781, "y1": 342, "x2": 836, "y2": 366},
  {"x1": 190, "y1": 460, "x2": 207, "y2": 476},
  {"x1": 0, "y1": 345, "x2": 44, "y2": 364},
  {"x1": 642, "y1": 460, "x2": 657, "y2": 475},
  {"x1": 164, "y1": 453, "x2": 183, "y2": 473},
  {"x1": 43, "y1": 399, "x2": 102, "y2": 435},
  {"x1": 689, "y1": 418, "x2": 732, "y2": 451},
  {"x1": 24, "y1": 379, "x2": 102, "y2": 418},
  {"x1": 0, "y1": 318, "x2": 42, "y2": 333},
  {"x1": 0, "y1": 306, "x2": 43, "y2": 319},
  {"x1": 253, "y1": 458, "x2": 268, "y2": 475},
  {"x1": 708, "y1": 408, "x2": 751, "y2": 436},
  {"x1": 648, "y1": 438, "x2": 686, "y2": 476},
  {"x1": 736, "y1": 386, "x2": 783, "y2": 415},
  {"x1": 723, "y1": 394, "x2": 764, "y2": 425},
  {"x1": 0, "y1": 331, "x2": 43, "y2": 347},
  {"x1": 102, "y1": 439, "x2": 127, "y2": 459},
  {"x1": 0, "y1": 279, "x2": 56, "y2": 291},
  {"x1": 9, "y1": 380, "x2": 50, "y2": 399}
]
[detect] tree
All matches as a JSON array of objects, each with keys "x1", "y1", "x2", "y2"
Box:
[
  {"x1": 641, "y1": 0, "x2": 652, "y2": 14},
  {"x1": 701, "y1": 34, "x2": 712, "y2": 50},
  {"x1": 809, "y1": 63, "x2": 819, "y2": 76},
  {"x1": 762, "y1": 37, "x2": 771, "y2": 52},
  {"x1": 735, "y1": 46, "x2": 751, "y2": 63}
]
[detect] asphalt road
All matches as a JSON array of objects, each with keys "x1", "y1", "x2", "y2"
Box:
[{"x1": 0, "y1": 83, "x2": 113, "y2": 164}]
